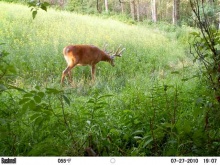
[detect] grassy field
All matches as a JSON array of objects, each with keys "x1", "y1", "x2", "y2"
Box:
[{"x1": 1, "y1": 2, "x2": 215, "y2": 156}]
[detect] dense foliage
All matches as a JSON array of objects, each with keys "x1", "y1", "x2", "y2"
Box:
[{"x1": 0, "y1": 2, "x2": 220, "y2": 156}]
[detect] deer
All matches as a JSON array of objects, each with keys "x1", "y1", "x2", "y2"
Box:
[{"x1": 61, "y1": 44, "x2": 126, "y2": 85}]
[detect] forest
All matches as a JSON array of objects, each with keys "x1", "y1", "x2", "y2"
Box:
[{"x1": 0, "y1": 0, "x2": 220, "y2": 156}]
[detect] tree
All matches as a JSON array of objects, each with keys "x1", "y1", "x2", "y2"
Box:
[
  {"x1": 172, "y1": 0, "x2": 180, "y2": 25},
  {"x1": 151, "y1": 0, "x2": 157, "y2": 22},
  {"x1": 130, "y1": 0, "x2": 136, "y2": 20},
  {"x1": 104, "y1": 0, "x2": 109, "y2": 13},
  {"x1": 219, "y1": 12, "x2": 220, "y2": 29},
  {"x1": 190, "y1": 0, "x2": 220, "y2": 126},
  {"x1": 136, "y1": 0, "x2": 140, "y2": 21}
]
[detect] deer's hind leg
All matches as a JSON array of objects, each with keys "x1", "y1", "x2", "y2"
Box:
[
  {"x1": 61, "y1": 62, "x2": 77, "y2": 85},
  {"x1": 67, "y1": 70, "x2": 72, "y2": 83}
]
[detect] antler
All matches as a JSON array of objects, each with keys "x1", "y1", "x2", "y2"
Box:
[
  {"x1": 103, "y1": 43, "x2": 108, "y2": 52},
  {"x1": 112, "y1": 45, "x2": 126, "y2": 57}
]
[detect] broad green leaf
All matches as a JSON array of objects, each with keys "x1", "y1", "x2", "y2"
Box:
[
  {"x1": 29, "y1": 99, "x2": 36, "y2": 110},
  {"x1": 32, "y1": 11, "x2": 37, "y2": 19},
  {"x1": 19, "y1": 98, "x2": 30, "y2": 105},
  {"x1": 40, "y1": 4, "x2": 47, "y2": 12},
  {"x1": 35, "y1": 86, "x2": 40, "y2": 90},
  {"x1": 23, "y1": 93, "x2": 33, "y2": 98},
  {"x1": 37, "y1": 92, "x2": 45, "y2": 98},
  {"x1": 21, "y1": 102, "x2": 29, "y2": 113},
  {"x1": 46, "y1": 88, "x2": 62, "y2": 94},
  {"x1": 34, "y1": 95, "x2": 41, "y2": 103},
  {"x1": 63, "y1": 95, "x2": 70, "y2": 106}
]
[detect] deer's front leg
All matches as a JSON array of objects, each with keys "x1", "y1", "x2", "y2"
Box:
[{"x1": 91, "y1": 65, "x2": 96, "y2": 81}]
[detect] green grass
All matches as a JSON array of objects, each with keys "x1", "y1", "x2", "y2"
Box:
[
  {"x1": 0, "y1": 2, "x2": 190, "y2": 88},
  {"x1": 1, "y1": 2, "x2": 216, "y2": 156}
]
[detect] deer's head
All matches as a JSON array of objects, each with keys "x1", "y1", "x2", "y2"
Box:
[{"x1": 103, "y1": 44, "x2": 126, "y2": 67}]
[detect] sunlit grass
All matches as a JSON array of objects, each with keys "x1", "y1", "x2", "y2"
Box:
[{"x1": 0, "y1": 2, "x2": 191, "y2": 90}]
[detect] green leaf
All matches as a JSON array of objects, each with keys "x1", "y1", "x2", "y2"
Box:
[
  {"x1": 34, "y1": 116, "x2": 44, "y2": 126},
  {"x1": 87, "y1": 98, "x2": 95, "y2": 104},
  {"x1": 110, "y1": 129, "x2": 119, "y2": 136},
  {"x1": 21, "y1": 102, "x2": 29, "y2": 113},
  {"x1": 143, "y1": 138, "x2": 153, "y2": 148},
  {"x1": 19, "y1": 98, "x2": 30, "y2": 105},
  {"x1": 193, "y1": 108, "x2": 201, "y2": 117},
  {"x1": 37, "y1": 92, "x2": 45, "y2": 98},
  {"x1": 98, "y1": 94, "x2": 113, "y2": 99},
  {"x1": 182, "y1": 122, "x2": 192, "y2": 134},
  {"x1": 63, "y1": 95, "x2": 70, "y2": 106},
  {"x1": 190, "y1": 32, "x2": 200, "y2": 37},
  {"x1": 171, "y1": 71, "x2": 180, "y2": 74},
  {"x1": 40, "y1": 4, "x2": 47, "y2": 12},
  {"x1": 23, "y1": 93, "x2": 33, "y2": 98},
  {"x1": 181, "y1": 78, "x2": 189, "y2": 81},
  {"x1": 28, "y1": 1, "x2": 36, "y2": 7},
  {"x1": 8, "y1": 65, "x2": 16, "y2": 73},
  {"x1": 34, "y1": 95, "x2": 41, "y2": 103},
  {"x1": 134, "y1": 119, "x2": 140, "y2": 124},
  {"x1": 43, "y1": 2, "x2": 50, "y2": 6},
  {"x1": 32, "y1": 10, "x2": 37, "y2": 19},
  {"x1": 0, "y1": 84, "x2": 7, "y2": 91},
  {"x1": 35, "y1": 86, "x2": 40, "y2": 90},
  {"x1": 29, "y1": 99, "x2": 36, "y2": 110},
  {"x1": 30, "y1": 113, "x2": 41, "y2": 121},
  {"x1": 46, "y1": 88, "x2": 62, "y2": 94},
  {"x1": 132, "y1": 130, "x2": 144, "y2": 135},
  {"x1": 8, "y1": 85, "x2": 26, "y2": 92},
  {"x1": 134, "y1": 136, "x2": 142, "y2": 140}
]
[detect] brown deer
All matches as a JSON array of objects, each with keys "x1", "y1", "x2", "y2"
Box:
[{"x1": 61, "y1": 44, "x2": 125, "y2": 84}]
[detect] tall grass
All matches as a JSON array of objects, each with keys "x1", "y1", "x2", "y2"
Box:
[
  {"x1": 0, "y1": 2, "x2": 212, "y2": 156},
  {"x1": 0, "y1": 2, "x2": 190, "y2": 88}
]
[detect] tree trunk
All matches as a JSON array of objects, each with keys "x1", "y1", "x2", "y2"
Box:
[
  {"x1": 121, "y1": 2, "x2": 124, "y2": 14},
  {"x1": 130, "y1": 0, "x2": 136, "y2": 20},
  {"x1": 219, "y1": 12, "x2": 220, "y2": 30},
  {"x1": 96, "y1": 0, "x2": 100, "y2": 12},
  {"x1": 151, "y1": 0, "x2": 157, "y2": 22},
  {"x1": 173, "y1": 0, "x2": 180, "y2": 25},
  {"x1": 104, "y1": 0, "x2": 108, "y2": 13},
  {"x1": 136, "y1": 0, "x2": 140, "y2": 22}
]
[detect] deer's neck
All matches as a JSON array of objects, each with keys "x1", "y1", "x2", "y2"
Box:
[{"x1": 101, "y1": 52, "x2": 111, "y2": 62}]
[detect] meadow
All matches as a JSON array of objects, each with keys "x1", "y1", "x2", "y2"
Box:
[{"x1": 0, "y1": 2, "x2": 218, "y2": 156}]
